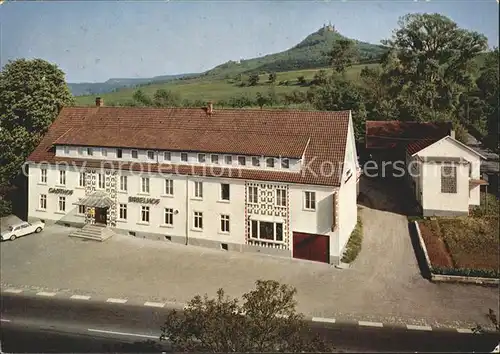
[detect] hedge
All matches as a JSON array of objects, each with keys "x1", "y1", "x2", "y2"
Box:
[{"x1": 431, "y1": 266, "x2": 499, "y2": 279}]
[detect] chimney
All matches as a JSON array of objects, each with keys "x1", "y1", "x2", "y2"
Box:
[
  {"x1": 450, "y1": 129, "x2": 455, "y2": 139},
  {"x1": 206, "y1": 101, "x2": 213, "y2": 115},
  {"x1": 96, "y1": 97, "x2": 104, "y2": 107}
]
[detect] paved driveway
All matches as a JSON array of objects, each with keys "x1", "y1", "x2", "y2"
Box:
[{"x1": 0, "y1": 198, "x2": 498, "y2": 329}]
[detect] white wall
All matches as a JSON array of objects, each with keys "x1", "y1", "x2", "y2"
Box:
[
  {"x1": 421, "y1": 162, "x2": 470, "y2": 214},
  {"x1": 337, "y1": 112, "x2": 359, "y2": 256},
  {"x1": 417, "y1": 137, "x2": 482, "y2": 211}
]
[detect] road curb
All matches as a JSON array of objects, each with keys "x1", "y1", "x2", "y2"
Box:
[{"x1": 1, "y1": 284, "x2": 496, "y2": 334}]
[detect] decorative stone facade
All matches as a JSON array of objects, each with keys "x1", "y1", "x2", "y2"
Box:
[
  {"x1": 245, "y1": 182, "x2": 290, "y2": 250},
  {"x1": 84, "y1": 169, "x2": 95, "y2": 224},
  {"x1": 105, "y1": 170, "x2": 118, "y2": 227}
]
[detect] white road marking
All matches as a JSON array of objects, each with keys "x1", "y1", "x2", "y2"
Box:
[
  {"x1": 87, "y1": 328, "x2": 158, "y2": 339},
  {"x1": 3, "y1": 288, "x2": 22, "y2": 294},
  {"x1": 311, "y1": 317, "x2": 336, "y2": 324},
  {"x1": 144, "y1": 301, "x2": 165, "y2": 308},
  {"x1": 0, "y1": 318, "x2": 11, "y2": 322},
  {"x1": 406, "y1": 324, "x2": 432, "y2": 331},
  {"x1": 456, "y1": 328, "x2": 473, "y2": 333},
  {"x1": 36, "y1": 292, "x2": 57, "y2": 297},
  {"x1": 358, "y1": 321, "x2": 384, "y2": 328},
  {"x1": 70, "y1": 295, "x2": 91, "y2": 300},
  {"x1": 106, "y1": 298, "x2": 127, "y2": 304}
]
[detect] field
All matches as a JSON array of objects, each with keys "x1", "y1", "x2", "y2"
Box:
[
  {"x1": 418, "y1": 195, "x2": 499, "y2": 273},
  {"x1": 74, "y1": 64, "x2": 378, "y2": 106}
]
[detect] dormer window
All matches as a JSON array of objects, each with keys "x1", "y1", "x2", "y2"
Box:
[
  {"x1": 164, "y1": 151, "x2": 171, "y2": 161},
  {"x1": 87, "y1": 148, "x2": 93, "y2": 156},
  {"x1": 266, "y1": 158, "x2": 275, "y2": 168},
  {"x1": 117, "y1": 149, "x2": 123, "y2": 158},
  {"x1": 211, "y1": 154, "x2": 219, "y2": 164},
  {"x1": 63, "y1": 146, "x2": 69, "y2": 154},
  {"x1": 252, "y1": 157, "x2": 260, "y2": 167},
  {"x1": 281, "y1": 158, "x2": 289, "y2": 169},
  {"x1": 131, "y1": 150, "x2": 138, "y2": 159},
  {"x1": 238, "y1": 156, "x2": 246, "y2": 166},
  {"x1": 198, "y1": 153, "x2": 206, "y2": 163},
  {"x1": 147, "y1": 151, "x2": 155, "y2": 160},
  {"x1": 224, "y1": 155, "x2": 232, "y2": 165},
  {"x1": 181, "y1": 153, "x2": 188, "y2": 162},
  {"x1": 102, "y1": 148, "x2": 108, "y2": 157}
]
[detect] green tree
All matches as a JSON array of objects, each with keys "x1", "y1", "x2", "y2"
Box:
[
  {"x1": 160, "y1": 280, "x2": 332, "y2": 352},
  {"x1": 311, "y1": 70, "x2": 328, "y2": 86},
  {"x1": 255, "y1": 92, "x2": 268, "y2": 108},
  {"x1": 0, "y1": 59, "x2": 74, "y2": 215},
  {"x1": 379, "y1": 13, "x2": 488, "y2": 125},
  {"x1": 328, "y1": 38, "x2": 359, "y2": 74},
  {"x1": 309, "y1": 76, "x2": 367, "y2": 140},
  {"x1": 132, "y1": 89, "x2": 153, "y2": 106},
  {"x1": 297, "y1": 75, "x2": 307, "y2": 86},
  {"x1": 248, "y1": 73, "x2": 260, "y2": 86},
  {"x1": 268, "y1": 72, "x2": 277, "y2": 84},
  {"x1": 153, "y1": 89, "x2": 181, "y2": 107}
]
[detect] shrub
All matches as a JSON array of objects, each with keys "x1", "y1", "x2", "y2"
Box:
[
  {"x1": 431, "y1": 266, "x2": 499, "y2": 279},
  {"x1": 341, "y1": 216, "x2": 363, "y2": 263}
]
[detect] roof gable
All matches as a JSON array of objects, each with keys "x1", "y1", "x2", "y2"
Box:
[{"x1": 412, "y1": 136, "x2": 487, "y2": 159}]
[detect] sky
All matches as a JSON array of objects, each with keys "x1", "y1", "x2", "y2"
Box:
[{"x1": 0, "y1": 0, "x2": 498, "y2": 83}]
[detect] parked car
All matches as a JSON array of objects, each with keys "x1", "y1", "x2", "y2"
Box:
[{"x1": 1, "y1": 220, "x2": 45, "y2": 241}]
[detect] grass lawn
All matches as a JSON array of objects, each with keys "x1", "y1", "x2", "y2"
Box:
[
  {"x1": 418, "y1": 194, "x2": 499, "y2": 273},
  {"x1": 341, "y1": 215, "x2": 363, "y2": 264},
  {"x1": 74, "y1": 64, "x2": 378, "y2": 106}
]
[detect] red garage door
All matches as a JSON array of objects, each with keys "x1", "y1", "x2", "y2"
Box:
[{"x1": 292, "y1": 232, "x2": 329, "y2": 264}]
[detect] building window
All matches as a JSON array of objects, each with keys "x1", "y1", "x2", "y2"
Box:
[
  {"x1": 39, "y1": 194, "x2": 47, "y2": 210},
  {"x1": 276, "y1": 189, "x2": 286, "y2": 207},
  {"x1": 164, "y1": 151, "x2": 171, "y2": 161},
  {"x1": 63, "y1": 146, "x2": 69, "y2": 154},
  {"x1": 141, "y1": 177, "x2": 150, "y2": 193},
  {"x1": 211, "y1": 154, "x2": 219, "y2": 164},
  {"x1": 250, "y1": 220, "x2": 283, "y2": 242},
  {"x1": 117, "y1": 149, "x2": 123, "y2": 158},
  {"x1": 441, "y1": 165, "x2": 457, "y2": 193},
  {"x1": 101, "y1": 148, "x2": 108, "y2": 157},
  {"x1": 198, "y1": 153, "x2": 206, "y2": 163},
  {"x1": 194, "y1": 181, "x2": 203, "y2": 198},
  {"x1": 98, "y1": 173, "x2": 105, "y2": 189},
  {"x1": 40, "y1": 169, "x2": 47, "y2": 183},
  {"x1": 220, "y1": 214, "x2": 230, "y2": 233},
  {"x1": 248, "y1": 186, "x2": 258, "y2": 204},
  {"x1": 87, "y1": 147, "x2": 93, "y2": 156},
  {"x1": 58, "y1": 196, "x2": 66, "y2": 212},
  {"x1": 147, "y1": 151, "x2": 155, "y2": 160},
  {"x1": 141, "y1": 206, "x2": 150, "y2": 223},
  {"x1": 281, "y1": 158, "x2": 289, "y2": 169},
  {"x1": 193, "y1": 211, "x2": 203, "y2": 230},
  {"x1": 131, "y1": 150, "x2": 138, "y2": 159},
  {"x1": 238, "y1": 156, "x2": 246, "y2": 166},
  {"x1": 120, "y1": 175, "x2": 127, "y2": 191},
  {"x1": 59, "y1": 170, "x2": 66, "y2": 185},
  {"x1": 78, "y1": 205, "x2": 86, "y2": 215},
  {"x1": 164, "y1": 208, "x2": 174, "y2": 225},
  {"x1": 78, "y1": 147, "x2": 84, "y2": 155},
  {"x1": 304, "y1": 191, "x2": 316, "y2": 210},
  {"x1": 119, "y1": 204, "x2": 127, "y2": 220},
  {"x1": 266, "y1": 158, "x2": 275, "y2": 168},
  {"x1": 251, "y1": 220, "x2": 258, "y2": 238},
  {"x1": 220, "y1": 183, "x2": 230, "y2": 201},
  {"x1": 224, "y1": 155, "x2": 232, "y2": 165},
  {"x1": 79, "y1": 172, "x2": 86, "y2": 187},
  {"x1": 165, "y1": 179, "x2": 173, "y2": 195},
  {"x1": 252, "y1": 157, "x2": 260, "y2": 167},
  {"x1": 181, "y1": 152, "x2": 188, "y2": 162}
]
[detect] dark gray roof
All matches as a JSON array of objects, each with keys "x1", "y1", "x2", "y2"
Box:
[{"x1": 73, "y1": 191, "x2": 114, "y2": 208}]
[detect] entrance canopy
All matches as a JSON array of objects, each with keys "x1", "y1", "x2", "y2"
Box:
[{"x1": 73, "y1": 191, "x2": 114, "y2": 208}]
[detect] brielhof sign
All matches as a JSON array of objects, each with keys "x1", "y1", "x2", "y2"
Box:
[{"x1": 128, "y1": 196, "x2": 160, "y2": 205}]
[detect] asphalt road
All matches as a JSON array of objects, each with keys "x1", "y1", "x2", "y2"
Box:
[{"x1": 1, "y1": 293, "x2": 499, "y2": 353}]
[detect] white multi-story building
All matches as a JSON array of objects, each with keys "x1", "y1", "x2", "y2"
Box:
[{"x1": 26, "y1": 100, "x2": 360, "y2": 264}]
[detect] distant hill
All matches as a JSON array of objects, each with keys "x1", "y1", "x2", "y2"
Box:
[
  {"x1": 68, "y1": 73, "x2": 198, "y2": 96},
  {"x1": 203, "y1": 26, "x2": 388, "y2": 78}
]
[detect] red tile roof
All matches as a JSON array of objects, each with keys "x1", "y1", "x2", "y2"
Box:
[
  {"x1": 406, "y1": 139, "x2": 438, "y2": 155},
  {"x1": 365, "y1": 121, "x2": 452, "y2": 150},
  {"x1": 27, "y1": 107, "x2": 351, "y2": 187}
]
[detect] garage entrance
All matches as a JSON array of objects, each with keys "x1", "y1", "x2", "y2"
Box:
[{"x1": 292, "y1": 232, "x2": 329, "y2": 264}]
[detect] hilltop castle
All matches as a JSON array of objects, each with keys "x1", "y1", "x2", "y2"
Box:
[{"x1": 321, "y1": 21, "x2": 336, "y2": 33}]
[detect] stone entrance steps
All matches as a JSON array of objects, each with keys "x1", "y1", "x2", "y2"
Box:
[{"x1": 69, "y1": 224, "x2": 114, "y2": 242}]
